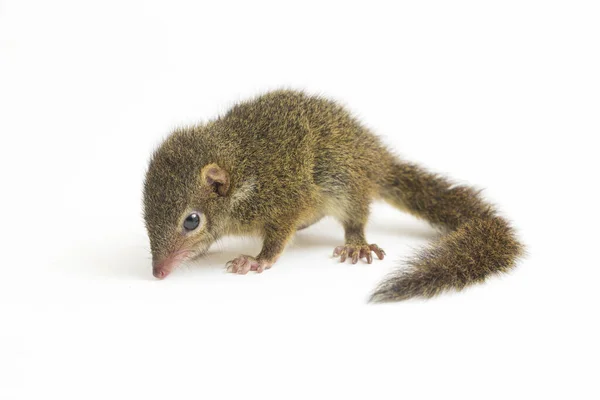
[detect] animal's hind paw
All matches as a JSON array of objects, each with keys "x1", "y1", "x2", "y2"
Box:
[{"x1": 333, "y1": 244, "x2": 385, "y2": 264}]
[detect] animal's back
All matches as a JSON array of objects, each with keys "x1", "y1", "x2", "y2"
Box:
[{"x1": 221, "y1": 90, "x2": 391, "y2": 196}]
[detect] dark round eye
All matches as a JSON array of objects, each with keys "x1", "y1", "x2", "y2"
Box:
[{"x1": 183, "y1": 213, "x2": 201, "y2": 231}]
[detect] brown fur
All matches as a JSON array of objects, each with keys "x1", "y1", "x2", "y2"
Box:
[{"x1": 143, "y1": 90, "x2": 524, "y2": 301}]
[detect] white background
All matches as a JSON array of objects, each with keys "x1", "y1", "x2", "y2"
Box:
[{"x1": 1, "y1": 1, "x2": 599, "y2": 399}]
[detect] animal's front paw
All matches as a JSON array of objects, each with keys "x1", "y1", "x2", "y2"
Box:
[
  {"x1": 333, "y1": 244, "x2": 385, "y2": 264},
  {"x1": 226, "y1": 255, "x2": 273, "y2": 274}
]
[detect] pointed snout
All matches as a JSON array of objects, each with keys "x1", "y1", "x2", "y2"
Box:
[{"x1": 152, "y1": 251, "x2": 190, "y2": 279}]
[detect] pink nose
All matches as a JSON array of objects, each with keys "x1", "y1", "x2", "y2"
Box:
[{"x1": 153, "y1": 268, "x2": 168, "y2": 279}]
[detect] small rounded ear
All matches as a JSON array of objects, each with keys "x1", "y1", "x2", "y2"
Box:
[{"x1": 200, "y1": 163, "x2": 230, "y2": 196}]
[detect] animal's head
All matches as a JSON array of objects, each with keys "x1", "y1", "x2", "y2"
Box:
[{"x1": 143, "y1": 129, "x2": 231, "y2": 279}]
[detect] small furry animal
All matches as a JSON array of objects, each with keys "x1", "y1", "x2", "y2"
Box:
[{"x1": 143, "y1": 90, "x2": 523, "y2": 302}]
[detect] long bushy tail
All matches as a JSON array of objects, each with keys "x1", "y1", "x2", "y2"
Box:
[{"x1": 370, "y1": 161, "x2": 524, "y2": 302}]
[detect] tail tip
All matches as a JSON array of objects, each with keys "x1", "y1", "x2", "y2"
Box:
[{"x1": 368, "y1": 287, "x2": 411, "y2": 303}]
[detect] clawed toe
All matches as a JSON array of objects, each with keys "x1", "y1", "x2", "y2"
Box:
[
  {"x1": 368, "y1": 244, "x2": 386, "y2": 260},
  {"x1": 226, "y1": 255, "x2": 254, "y2": 274}
]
